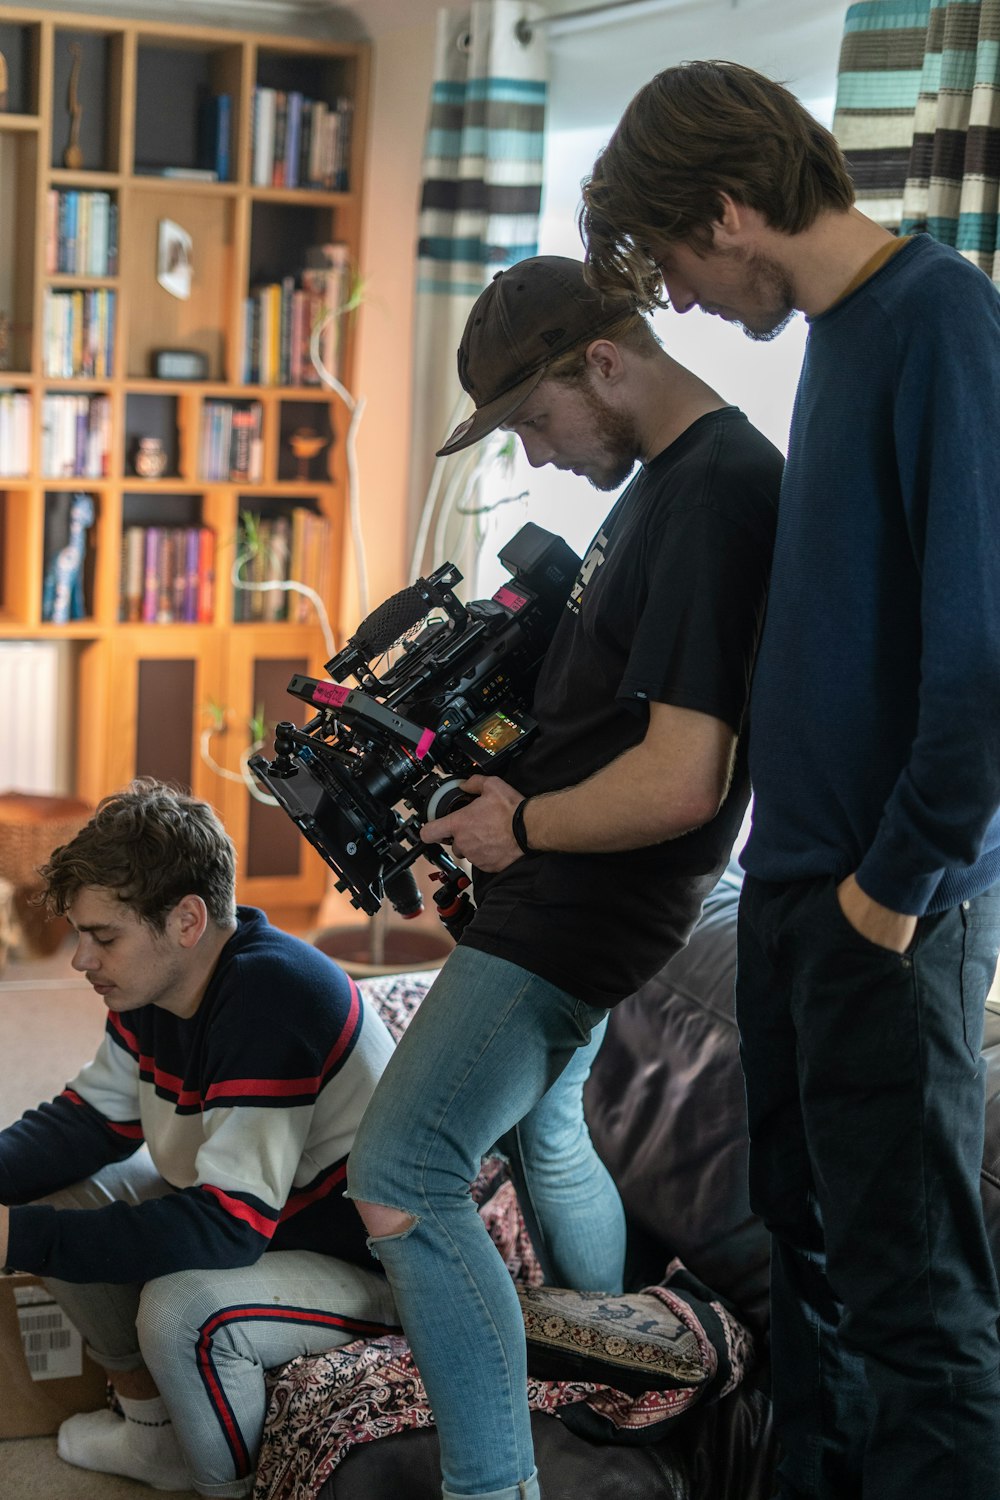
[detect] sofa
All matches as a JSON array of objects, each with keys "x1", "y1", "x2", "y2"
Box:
[
  {"x1": 254, "y1": 858, "x2": 1000, "y2": 1500},
  {"x1": 254, "y1": 861, "x2": 779, "y2": 1500}
]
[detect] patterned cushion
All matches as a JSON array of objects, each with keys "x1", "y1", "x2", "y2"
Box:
[
  {"x1": 519, "y1": 1286, "x2": 707, "y2": 1396},
  {"x1": 519, "y1": 1262, "x2": 753, "y2": 1407}
]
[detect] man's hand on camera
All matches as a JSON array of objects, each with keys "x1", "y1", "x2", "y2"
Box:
[{"x1": 420, "y1": 775, "x2": 523, "y2": 871}]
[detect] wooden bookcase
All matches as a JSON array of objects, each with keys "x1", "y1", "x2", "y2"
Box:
[{"x1": 0, "y1": 5, "x2": 369, "y2": 929}]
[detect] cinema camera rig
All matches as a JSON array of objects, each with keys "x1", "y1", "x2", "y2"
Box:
[{"x1": 249, "y1": 522, "x2": 580, "y2": 937}]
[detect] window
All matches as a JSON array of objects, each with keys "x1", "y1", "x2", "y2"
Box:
[{"x1": 472, "y1": 0, "x2": 845, "y2": 596}]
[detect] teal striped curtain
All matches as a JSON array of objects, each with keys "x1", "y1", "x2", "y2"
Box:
[
  {"x1": 407, "y1": 1, "x2": 547, "y2": 574},
  {"x1": 834, "y1": 0, "x2": 1000, "y2": 285}
]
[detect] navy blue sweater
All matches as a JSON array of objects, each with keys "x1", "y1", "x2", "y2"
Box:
[
  {"x1": 743, "y1": 235, "x2": 1000, "y2": 915},
  {"x1": 1, "y1": 908, "x2": 394, "y2": 1283}
]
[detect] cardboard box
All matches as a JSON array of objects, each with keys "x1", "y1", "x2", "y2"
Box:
[{"x1": 0, "y1": 1272, "x2": 107, "y2": 1439}]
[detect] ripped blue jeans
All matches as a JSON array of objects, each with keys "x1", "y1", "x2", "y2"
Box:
[{"x1": 346, "y1": 946, "x2": 621, "y2": 1500}]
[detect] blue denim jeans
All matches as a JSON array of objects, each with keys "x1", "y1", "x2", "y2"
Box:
[
  {"x1": 346, "y1": 945, "x2": 619, "y2": 1500},
  {"x1": 737, "y1": 874, "x2": 1000, "y2": 1500}
]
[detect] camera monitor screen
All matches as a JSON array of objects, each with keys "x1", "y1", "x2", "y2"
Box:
[{"x1": 465, "y1": 710, "x2": 526, "y2": 759}]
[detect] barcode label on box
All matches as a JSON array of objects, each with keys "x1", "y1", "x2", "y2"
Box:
[{"x1": 13, "y1": 1285, "x2": 83, "y2": 1381}]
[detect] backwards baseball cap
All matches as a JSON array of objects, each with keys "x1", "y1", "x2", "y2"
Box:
[{"x1": 436, "y1": 255, "x2": 634, "y2": 457}]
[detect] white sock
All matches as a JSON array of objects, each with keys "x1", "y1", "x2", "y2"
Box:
[{"x1": 57, "y1": 1392, "x2": 192, "y2": 1491}]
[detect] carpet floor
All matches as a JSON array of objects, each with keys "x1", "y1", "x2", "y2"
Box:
[
  {"x1": 0, "y1": 1433, "x2": 201, "y2": 1500},
  {"x1": 0, "y1": 939, "x2": 199, "y2": 1500}
]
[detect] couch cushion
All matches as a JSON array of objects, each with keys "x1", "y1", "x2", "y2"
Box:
[{"x1": 518, "y1": 1261, "x2": 751, "y2": 1409}]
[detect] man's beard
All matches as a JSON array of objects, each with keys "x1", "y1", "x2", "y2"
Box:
[
  {"x1": 732, "y1": 248, "x2": 797, "y2": 342},
  {"x1": 579, "y1": 383, "x2": 642, "y2": 491}
]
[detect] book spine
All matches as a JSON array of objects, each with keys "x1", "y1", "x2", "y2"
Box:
[
  {"x1": 90, "y1": 192, "x2": 109, "y2": 277},
  {"x1": 142, "y1": 527, "x2": 161, "y2": 623},
  {"x1": 230, "y1": 406, "x2": 252, "y2": 481},
  {"x1": 279, "y1": 275, "x2": 295, "y2": 386},
  {"x1": 64, "y1": 191, "x2": 78, "y2": 276},
  {"x1": 107, "y1": 201, "x2": 119, "y2": 276},
  {"x1": 198, "y1": 93, "x2": 231, "y2": 182},
  {"x1": 272, "y1": 512, "x2": 291, "y2": 621},
  {"x1": 123, "y1": 525, "x2": 145, "y2": 623},
  {"x1": 184, "y1": 526, "x2": 200, "y2": 622},
  {"x1": 249, "y1": 402, "x2": 263, "y2": 482},
  {"x1": 197, "y1": 528, "x2": 216, "y2": 624},
  {"x1": 285, "y1": 92, "x2": 302, "y2": 190},
  {"x1": 272, "y1": 91, "x2": 288, "y2": 187},
  {"x1": 335, "y1": 97, "x2": 354, "y2": 191},
  {"x1": 308, "y1": 101, "x2": 327, "y2": 189},
  {"x1": 299, "y1": 102, "x2": 314, "y2": 191},
  {"x1": 46, "y1": 190, "x2": 59, "y2": 275},
  {"x1": 78, "y1": 192, "x2": 91, "y2": 277}
]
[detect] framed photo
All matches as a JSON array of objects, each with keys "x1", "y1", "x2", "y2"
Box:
[{"x1": 157, "y1": 219, "x2": 193, "y2": 301}]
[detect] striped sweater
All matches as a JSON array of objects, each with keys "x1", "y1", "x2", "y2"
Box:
[{"x1": 1, "y1": 907, "x2": 395, "y2": 1283}]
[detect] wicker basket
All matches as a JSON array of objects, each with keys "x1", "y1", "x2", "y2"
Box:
[
  {"x1": 0, "y1": 793, "x2": 92, "y2": 889},
  {"x1": 0, "y1": 794, "x2": 92, "y2": 956}
]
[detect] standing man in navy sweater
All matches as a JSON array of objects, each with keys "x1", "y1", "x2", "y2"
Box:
[
  {"x1": 0, "y1": 778, "x2": 397, "y2": 1496},
  {"x1": 581, "y1": 60, "x2": 1000, "y2": 1500}
]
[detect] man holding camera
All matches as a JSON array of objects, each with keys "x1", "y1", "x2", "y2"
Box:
[
  {"x1": 0, "y1": 778, "x2": 397, "y2": 1496},
  {"x1": 347, "y1": 255, "x2": 781, "y2": 1500}
]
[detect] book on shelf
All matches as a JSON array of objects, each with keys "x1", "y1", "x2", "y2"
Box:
[
  {"x1": 0, "y1": 390, "x2": 32, "y2": 479},
  {"x1": 231, "y1": 403, "x2": 264, "y2": 482},
  {"x1": 197, "y1": 92, "x2": 231, "y2": 182},
  {"x1": 290, "y1": 506, "x2": 332, "y2": 623},
  {"x1": 183, "y1": 526, "x2": 201, "y2": 623},
  {"x1": 252, "y1": 86, "x2": 276, "y2": 187},
  {"x1": 164, "y1": 531, "x2": 185, "y2": 624},
  {"x1": 200, "y1": 400, "x2": 263, "y2": 482},
  {"x1": 61, "y1": 191, "x2": 77, "y2": 274},
  {"x1": 262, "y1": 512, "x2": 291, "y2": 622},
  {"x1": 128, "y1": 165, "x2": 218, "y2": 182},
  {"x1": 284, "y1": 92, "x2": 302, "y2": 190},
  {"x1": 233, "y1": 506, "x2": 329, "y2": 622},
  {"x1": 272, "y1": 91, "x2": 288, "y2": 189},
  {"x1": 41, "y1": 394, "x2": 111, "y2": 479},
  {"x1": 121, "y1": 525, "x2": 146, "y2": 623},
  {"x1": 302, "y1": 242, "x2": 351, "y2": 386},
  {"x1": 251, "y1": 87, "x2": 353, "y2": 191},
  {"x1": 125, "y1": 525, "x2": 215, "y2": 624},
  {"x1": 243, "y1": 242, "x2": 350, "y2": 387},
  {"x1": 198, "y1": 528, "x2": 216, "y2": 624},
  {"x1": 43, "y1": 289, "x2": 116, "y2": 378},
  {"x1": 142, "y1": 527, "x2": 160, "y2": 623},
  {"x1": 278, "y1": 275, "x2": 295, "y2": 386},
  {"x1": 48, "y1": 190, "x2": 117, "y2": 277}
]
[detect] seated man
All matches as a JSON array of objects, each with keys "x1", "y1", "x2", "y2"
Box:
[{"x1": 0, "y1": 778, "x2": 397, "y2": 1496}]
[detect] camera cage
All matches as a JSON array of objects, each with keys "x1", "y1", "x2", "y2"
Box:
[{"x1": 249, "y1": 522, "x2": 580, "y2": 930}]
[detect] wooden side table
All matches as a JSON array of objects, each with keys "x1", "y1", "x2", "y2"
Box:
[{"x1": 0, "y1": 793, "x2": 92, "y2": 956}]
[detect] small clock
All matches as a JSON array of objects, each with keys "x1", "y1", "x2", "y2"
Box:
[{"x1": 153, "y1": 348, "x2": 208, "y2": 381}]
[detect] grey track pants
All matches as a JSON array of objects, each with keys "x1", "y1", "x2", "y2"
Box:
[{"x1": 41, "y1": 1150, "x2": 398, "y2": 1497}]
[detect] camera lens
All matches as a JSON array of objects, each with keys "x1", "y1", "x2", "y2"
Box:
[{"x1": 424, "y1": 777, "x2": 472, "y2": 821}]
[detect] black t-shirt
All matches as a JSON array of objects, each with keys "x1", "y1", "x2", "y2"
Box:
[{"x1": 461, "y1": 407, "x2": 782, "y2": 1007}]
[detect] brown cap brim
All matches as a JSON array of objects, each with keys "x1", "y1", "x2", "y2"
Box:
[{"x1": 435, "y1": 363, "x2": 548, "y2": 457}]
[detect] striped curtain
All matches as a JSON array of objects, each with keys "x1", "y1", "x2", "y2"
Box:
[
  {"x1": 407, "y1": 1, "x2": 547, "y2": 576},
  {"x1": 833, "y1": 0, "x2": 1000, "y2": 285}
]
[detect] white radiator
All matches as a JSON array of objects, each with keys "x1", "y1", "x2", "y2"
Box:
[{"x1": 0, "y1": 641, "x2": 71, "y2": 795}]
